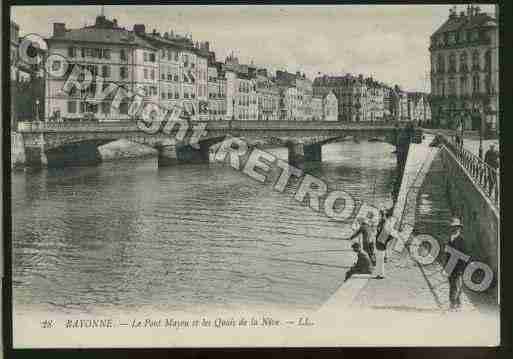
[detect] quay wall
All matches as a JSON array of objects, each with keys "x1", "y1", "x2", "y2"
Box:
[{"x1": 439, "y1": 147, "x2": 499, "y2": 275}]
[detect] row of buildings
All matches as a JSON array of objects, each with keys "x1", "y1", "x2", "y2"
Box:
[
  {"x1": 429, "y1": 4, "x2": 499, "y2": 131},
  {"x1": 313, "y1": 75, "x2": 431, "y2": 123},
  {"x1": 15, "y1": 14, "x2": 430, "y2": 124}
]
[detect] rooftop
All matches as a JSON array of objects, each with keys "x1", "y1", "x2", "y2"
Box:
[{"x1": 432, "y1": 7, "x2": 497, "y2": 37}]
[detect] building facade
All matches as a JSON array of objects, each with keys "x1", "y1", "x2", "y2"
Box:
[
  {"x1": 429, "y1": 5, "x2": 499, "y2": 131},
  {"x1": 207, "y1": 60, "x2": 227, "y2": 121},
  {"x1": 313, "y1": 74, "x2": 385, "y2": 122},
  {"x1": 407, "y1": 92, "x2": 432, "y2": 124},
  {"x1": 44, "y1": 15, "x2": 210, "y2": 122},
  {"x1": 256, "y1": 70, "x2": 280, "y2": 121},
  {"x1": 10, "y1": 21, "x2": 31, "y2": 82},
  {"x1": 311, "y1": 97, "x2": 323, "y2": 121},
  {"x1": 323, "y1": 91, "x2": 338, "y2": 122},
  {"x1": 276, "y1": 70, "x2": 313, "y2": 121}
]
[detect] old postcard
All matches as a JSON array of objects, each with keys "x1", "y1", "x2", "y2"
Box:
[{"x1": 8, "y1": 4, "x2": 500, "y2": 348}]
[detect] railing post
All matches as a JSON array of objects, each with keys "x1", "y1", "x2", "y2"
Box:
[{"x1": 496, "y1": 168, "x2": 500, "y2": 205}]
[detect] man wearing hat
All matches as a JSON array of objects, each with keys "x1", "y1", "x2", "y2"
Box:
[
  {"x1": 344, "y1": 242, "x2": 373, "y2": 282},
  {"x1": 446, "y1": 218, "x2": 466, "y2": 310},
  {"x1": 484, "y1": 144, "x2": 499, "y2": 197}
]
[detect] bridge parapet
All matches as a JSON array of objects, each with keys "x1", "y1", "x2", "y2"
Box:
[
  {"x1": 18, "y1": 121, "x2": 140, "y2": 133},
  {"x1": 435, "y1": 133, "x2": 500, "y2": 211},
  {"x1": 18, "y1": 120, "x2": 403, "y2": 133}
]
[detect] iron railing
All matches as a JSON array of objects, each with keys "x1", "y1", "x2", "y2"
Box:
[{"x1": 440, "y1": 135, "x2": 500, "y2": 208}]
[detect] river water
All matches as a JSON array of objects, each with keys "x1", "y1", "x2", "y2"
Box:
[{"x1": 12, "y1": 141, "x2": 399, "y2": 315}]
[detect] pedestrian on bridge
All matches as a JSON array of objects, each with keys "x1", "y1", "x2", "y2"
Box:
[{"x1": 484, "y1": 144, "x2": 499, "y2": 198}]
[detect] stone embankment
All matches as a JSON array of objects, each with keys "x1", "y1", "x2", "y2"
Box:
[{"x1": 320, "y1": 135, "x2": 476, "y2": 313}]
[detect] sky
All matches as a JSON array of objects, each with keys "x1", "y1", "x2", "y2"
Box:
[{"x1": 11, "y1": 4, "x2": 495, "y2": 92}]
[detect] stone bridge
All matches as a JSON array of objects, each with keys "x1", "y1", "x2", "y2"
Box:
[{"x1": 17, "y1": 120, "x2": 404, "y2": 167}]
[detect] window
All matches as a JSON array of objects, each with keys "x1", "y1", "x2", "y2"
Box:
[
  {"x1": 484, "y1": 50, "x2": 491, "y2": 71},
  {"x1": 67, "y1": 100, "x2": 76, "y2": 113},
  {"x1": 144, "y1": 52, "x2": 149, "y2": 62},
  {"x1": 472, "y1": 75, "x2": 480, "y2": 94},
  {"x1": 144, "y1": 69, "x2": 148, "y2": 79},
  {"x1": 459, "y1": 51, "x2": 468, "y2": 72},
  {"x1": 79, "y1": 101, "x2": 86, "y2": 113},
  {"x1": 52, "y1": 60, "x2": 61, "y2": 72},
  {"x1": 101, "y1": 101, "x2": 110, "y2": 114},
  {"x1": 448, "y1": 78, "x2": 456, "y2": 95},
  {"x1": 167, "y1": 50, "x2": 172, "y2": 61},
  {"x1": 120, "y1": 66, "x2": 128, "y2": 79},
  {"x1": 120, "y1": 49, "x2": 127, "y2": 61},
  {"x1": 68, "y1": 47, "x2": 76, "y2": 58},
  {"x1": 120, "y1": 100, "x2": 129, "y2": 115},
  {"x1": 437, "y1": 54, "x2": 445, "y2": 73},
  {"x1": 87, "y1": 64, "x2": 98, "y2": 77},
  {"x1": 150, "y1": 69, "x2": 155, "y2": 80},
  {"x1": 103, "y1": 49, "x2": 111, "y2": 59},
  {"x1": 102, "y1": 65, "x2": 110, "y2": 78},
  {"x1": 149, "y1": 53, "x2": 156, "y2": 62},
  {"x1": 485, "y1": 75, "x2": 492, "y2": 94},
  {"x1": 174, "y1": 74, "x2": 178, "y2": 82},
  {"x1": 472, "y1": 50, "x2": 480, "y2": 70},
  {"x1": 449, "y1": 52, "x2": 456, "y2": 72},
  {"x1": 81, "y1": 48, "x2": 85, "y2": 57}
]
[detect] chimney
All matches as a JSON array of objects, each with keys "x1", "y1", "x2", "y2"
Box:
[
  {"x1": 113, "y1": 19, "x2": 118, "y2": 27},
  {"x1": 133, "y1": 24, "x2": 145, "y2": 34},
  {"x1": 53, "y1": 22, "x2": 66, "y2": 37},
  {"x1": 164, "y1": 32, "x2": 169, "y2": 38},
  {"x1": 152, "y1": 29, "x2": 157, "y2": 35},
  {"x1": 204, "y1": 41, "x2": 210, "y2": 52}
]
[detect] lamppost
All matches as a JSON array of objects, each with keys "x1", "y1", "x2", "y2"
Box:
[
  {"x1": 478, "y1": 105, "x2": 486, "y2": 159},
  {"x1": 35, "y1": 98, "x2": 40, "y2": 122}
]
